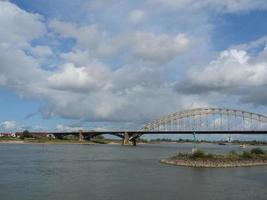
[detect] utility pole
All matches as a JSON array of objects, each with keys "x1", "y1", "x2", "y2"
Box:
[{"x1": 192, "y1": 128, "x2": 197, "y2": 153}]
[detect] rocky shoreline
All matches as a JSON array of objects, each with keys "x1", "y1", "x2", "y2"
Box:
[
  {"x1": 160, "y1": 158, "x2": 267, "y2": 168},
  {"x1": 160, "y1": 149, "x2": 267, "y2": 168}
]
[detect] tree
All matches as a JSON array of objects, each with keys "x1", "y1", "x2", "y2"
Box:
[{"x1": 20, "y1": 130, "x2": 32, "y2": 139}]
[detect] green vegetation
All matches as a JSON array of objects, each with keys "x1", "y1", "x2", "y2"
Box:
[
  {"x1": 171, "y1": 148, "x2": 267, "y2": 161},
  {"x1": 148, "y1": 138, "x2": 267, "y2": 146},
  {"x1": 20, "y1": 130, "x2": 34, "y2": 139},
  {"x1": 190, "y1": 150, "x2": 205, "y2": 158},
  {"x1": 250, "y1": 147, "x2": 265, "y2": 155},
  {"x1": 226, "y1": 150, "x2": 239, "y2": 159},
  {"x1": 0, "y1": 136, "x2": 21, "y2": 141}
]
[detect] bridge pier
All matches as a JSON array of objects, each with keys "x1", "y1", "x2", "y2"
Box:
[
  {"x1": 79, "y1": 131, "x2": 84, "y2": 141},
  {"x1": 122, "y1": 132, "x2": 137, "y2": 146},
  {"x1": 122, "y1": 132, "x2": 130, "y2": 145}
]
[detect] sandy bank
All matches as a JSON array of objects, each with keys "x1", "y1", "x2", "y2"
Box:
[{"x1": 0, "y1": 140, "x2": 24, "y2": 144}]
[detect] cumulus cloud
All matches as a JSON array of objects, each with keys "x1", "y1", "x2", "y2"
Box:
[
  {"x1": 49, "y1": 19, "x2": 192, "y2": 64},
  {"x1": 133, "y1": 32, "x2": 191, "y2": 64},
  {"x1": 0, "y1": 1, "x2": 48, "y2": 98},
  {"x1": 189, "y1": 49, "x2": 267, "y2": 87},
  {"x1": 48, "y1": 62, "x2": 111, "y2": 93},
  {"x1": 49, "y1": 20, "x2": 121, "y2": 58},
  {"x1": 0, "y1": 1, "x2": 45, "y2": 46},
  {"x1": 176, "y1": 44, "x2": 267, "y2": 105}
]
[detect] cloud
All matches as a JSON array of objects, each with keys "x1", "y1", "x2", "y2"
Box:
[
  {"x1": 50, "y1": 19, "x2": 193, "y2": 64},
  {"x1": 1, "y1": 121, "x2": 17, "y2": 131},
  {"x1": 0, "y1": 1, "x2": 48, "y2": 99},
  {"x1": 47, "y1": 62, "x2": 111, "y2": 93},
  {"x1": 0, "y1": 1, "x2": 45, "y2": 46},
  {"x1": 133, "y1": 32, "x2": 191, "y2": 64},
  {"x1": 175, "y1": 45, "x2": 267, "y2": 105},
  {"x1": 147, "y1": 0, "x2": 267, "y2": 13},
  {"x1": 0, "y1": 0, "x2": 267, "y2": 130},
  {"x1": 49, "y1": 20, "x2": 121, "y2": 58},
  {"x1": 189, "y1": 49, "x2": 267, "y2": 87},
  {"x1": 129, "y1": 9, "x2": 145, "y2": 23},
  {"x1": 29, "y1": 45, "x2": 53, "y2": 58},
  {"x1": 0, "y1": 45, "x2": 47, "y2": 91}
]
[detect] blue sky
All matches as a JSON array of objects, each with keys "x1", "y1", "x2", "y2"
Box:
[{"x1": 0, "y1": 0, "x2": 267, "y2": 138}]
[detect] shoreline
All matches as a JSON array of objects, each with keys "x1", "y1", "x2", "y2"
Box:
[
  {"x1": 0, "y1": 140, "x2": 118, "y2": 145},
  {"x1": 160, "y1": 158, "x2": 267, "y2": 168},
  {"x1": 0, "y1": 140, "x2": 152, "y2": 145}
]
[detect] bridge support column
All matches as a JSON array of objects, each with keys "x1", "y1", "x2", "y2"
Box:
[
  {"x1": 122, "y1": 132, "x2": 130, "y2": 145},
  {"x1": 79, "y1": 131, "x2": 84, "y2": 141}
]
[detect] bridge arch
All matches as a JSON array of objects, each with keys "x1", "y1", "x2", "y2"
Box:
[{"x1": 140, "y1": 107, "x2": 267, "y2": 132}]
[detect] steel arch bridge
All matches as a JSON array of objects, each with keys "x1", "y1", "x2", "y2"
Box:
[
  {"x1": 129, "y1": 107, "x2": 267, "y2": 142},
  {"x1": 141, "y1": 107, "x2": 267, "y2": 131},
  {"x1": 21, "y1": 107, "x2": 267, "y2": 145}
]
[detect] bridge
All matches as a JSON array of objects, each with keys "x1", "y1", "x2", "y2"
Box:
[{"x1": 24, "y1": 108, "x2": 267, "y2": 146}]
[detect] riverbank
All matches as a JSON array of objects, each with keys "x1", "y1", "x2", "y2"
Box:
[
  {"x1": 160, "y1": 149, "x2": 267, "y2": 168},
  {"x1": 0, "y1": 140, "x2": 94, "y2": 144},
  {"x1": 0, "y1": 139, "x2": 123, "y2": 145}
]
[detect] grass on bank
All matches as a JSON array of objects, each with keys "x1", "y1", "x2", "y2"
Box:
[
  {"x1": 0, "y1": 136, "x2": 21, "y2": 141},
  {"x1": 171, "y1": 148, "x2": 267, "y2": 161}
]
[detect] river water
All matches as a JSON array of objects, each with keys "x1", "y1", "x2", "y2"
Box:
[{"x1": 0, "y1": 143, "x2": 267, "y2": 200}]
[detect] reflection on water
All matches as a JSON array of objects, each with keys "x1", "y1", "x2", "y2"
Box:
[{"x1": 0, "y1": 143, "x2": 267, "y2": 200}]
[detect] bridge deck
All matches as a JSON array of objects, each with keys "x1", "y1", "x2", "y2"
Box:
[{"x1": 49, "y1": 130, "x2": 267, "y2": 134}]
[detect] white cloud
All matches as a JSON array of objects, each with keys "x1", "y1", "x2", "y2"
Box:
[
  {"x1": 49, "y1": 20, "x2": 120, "y2": 57},
  {"x1": 56, "y1": 124, "x2": 75, "y2": 131},
  {"x1": 0, "y1": 1, "x2": 45, "y2": 46},
  {"x1": 133, "y1": 32, "x2": 191, "y2": 64},
  {"x1": 60, "y1": 50, "x2": 92, "y2": 66},
  {"x1": 189, "y1": 49, "x2": 267, "y2": 88},
  {"x1": 129, "y1": 9, "x2": 145, "y2": 23},
  {"x1": 0, "y1": 45, "x2": 47, "y2": 90},
  {"x1": 48, "y1": 62, "x2": 111, "y2": 93},
  {"x1": 176, "y1": 42, "x2": 267, "y2": 106},
  {"x1": 1, "y1": 121, "x2": 17, "y2": 131},
  {"x1": 50, "y1": 20, "x2": 193, "y2": 64},
  {"x1": 0, "y1": 1, "x2": 48, "y2": 99}
]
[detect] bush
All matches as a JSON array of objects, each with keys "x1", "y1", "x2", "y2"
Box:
[
  {"x1": 228, "y1": 150, "x2": 238, "y2": 155},
  {"x1": 242, "y1": 151, "x2": 252, "y2": 159},
  {"x1": 191, "y1": 150, "x2": 205, "y2": 158},
  {"x1": 226, "y1": 150, "x2": 239, "y2": 159},
  {"x1": 250, "y1": 148, "x2": 265, "y2": 155},
  {"x1": 206, "y1": 153, "x2": 215, "y2": 159}
]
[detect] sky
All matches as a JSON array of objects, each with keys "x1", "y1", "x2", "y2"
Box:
[{"x1": 0, "y1": 0, "x2": 267, "y2": 138}]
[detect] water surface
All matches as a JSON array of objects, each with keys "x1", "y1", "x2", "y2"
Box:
[{"x1": 0, "y1": 143, "x2": 267, "y2": 200}]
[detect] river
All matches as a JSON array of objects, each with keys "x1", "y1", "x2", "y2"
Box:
[{"x1": 0, "y1": 143, "x2": 267, "y2": 200}]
